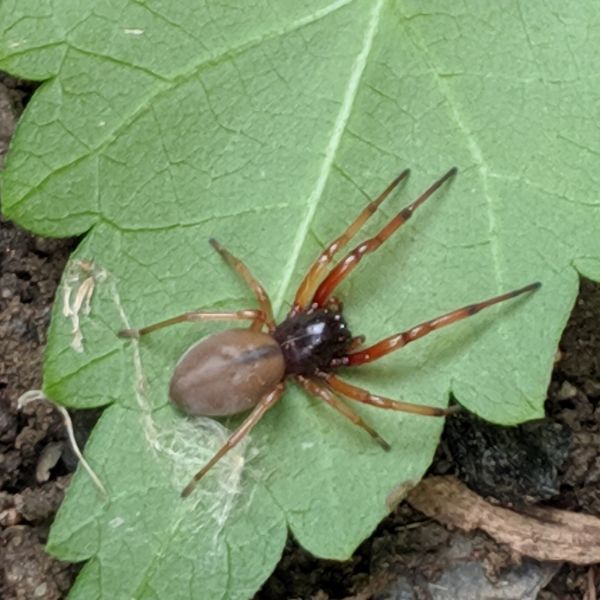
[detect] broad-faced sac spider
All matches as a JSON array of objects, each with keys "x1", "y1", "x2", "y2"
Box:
[{"x1": 119, "y1": 167, "x2": 541, "y2": 497}]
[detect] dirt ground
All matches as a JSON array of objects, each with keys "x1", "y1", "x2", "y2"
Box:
[{"x1": 1, "y1": 73, "x2": 599, "y2": 599}]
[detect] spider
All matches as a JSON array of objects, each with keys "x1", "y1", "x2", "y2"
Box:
[{"x1": 119, "y1": 167, "x2": 540, "y2": 497}]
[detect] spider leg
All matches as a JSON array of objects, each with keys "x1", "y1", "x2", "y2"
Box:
[
  {"x1": 348, "y1": 335, "x2": 366, "y2": 352},
  {"x1": 181, "y1": 383, "x2": 285, "y2": 497},
  {"x1": 319, "y1": 372, "x2": 459, "y2": 417},
  {"x1": 325, "y1": 296, "x2": 344, "y2": 312},
  {"x1": 209, "y1": 238, "x2": 275, "y2": 331},
  {"x1": 118, "y1": 309, "x2": 265, "y2": 338},
  {"x1": 311, "y1": 168, "x2": 457, "y2": 307},
  {"x1": 292, "y1": 169, "x2": 410, "y2": 313},
  {"x1": 337, "y1": 282, "x2": 541, "y2": 367},
  {"x1": 296, "y1": 375, "x2": 390, "y2": 450}
]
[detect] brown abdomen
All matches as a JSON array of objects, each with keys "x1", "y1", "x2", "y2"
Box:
[{"x1": 169, "y1": 329, "x2": 285, "y2": 416}]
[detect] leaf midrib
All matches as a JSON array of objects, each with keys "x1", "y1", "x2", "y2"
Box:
[{"x1": 272, "y1": 0, "x2": 385, "y2": 315}]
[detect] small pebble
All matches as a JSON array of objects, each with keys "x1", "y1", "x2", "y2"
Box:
[
  {"x1": 0, "y1": 508, "x2": 21, "y2": 527},
  {"x1": 557, "y1": 381, "x2": 578, "y2": 401}
]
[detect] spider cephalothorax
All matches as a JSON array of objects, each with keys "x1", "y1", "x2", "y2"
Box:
[
  {"x1": 120, "y1": 167, "x2": 541, "y2": 497},
  {"x1": 273, "y1": 307, "x2": 353, "y2": 375}
]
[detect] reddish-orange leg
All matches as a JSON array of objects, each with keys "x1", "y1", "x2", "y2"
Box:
[
  {"x1": 181, "y1": 383, "x2": 285, "y2": 497},
  {"x1": 325, "y1": 297, "x2": 344, "y2": 312},
  {"x1": 209, "y1": 238, "x2": 275, "y2": 332},
  {"x1": 118, "y1": 309, "x2": 265, "y2": 338},
  {"x1": 296, "y1": 376, "x2": 390, "y2": 450},
  {"x1": 292, "y1": 169, "x2": 411, "y2": 313},
  {"x1": 121, "y1": 166, "x2": 542, "y2": 496},
  {"x1": 319, "y1": 372, "x2": 459, "y2": 417},
  {"x1": 348, "y1": 335, "x2": 366, "y2": 352},
  {"x1": 337, "y1": 282, "x2": 541, "y2": 367},
  {"x1": 312, "y1": 168, "x2": 457, "y2": 307}
]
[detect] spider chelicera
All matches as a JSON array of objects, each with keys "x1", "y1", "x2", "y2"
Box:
[{"x1": 119, "y1": 167, "x2": 540, "y2": 497}]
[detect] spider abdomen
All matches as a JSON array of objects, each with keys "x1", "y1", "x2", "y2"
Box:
[
  {"x1": 273, "y1": 308, "x2": 353, "y2": 375},
  {"x1": 169, "y1": 329, "x2": 285, "y2": 417}
]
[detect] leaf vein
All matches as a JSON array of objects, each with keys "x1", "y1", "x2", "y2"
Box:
[
  {"x1": 404, "y1": 16, "x2": 503, "y2": 292},
  {"x1": 272, "y1": 0, "x2": 385, "y2": 314}
]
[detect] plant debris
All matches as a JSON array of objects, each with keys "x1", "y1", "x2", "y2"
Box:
[{"x1": 408, "y1": 476, "x2": 600, "y2": 565}]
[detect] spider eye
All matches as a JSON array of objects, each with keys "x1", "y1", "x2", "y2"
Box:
[{"x1": 307, "y1": 322, "x2": 325, "y2": 336}]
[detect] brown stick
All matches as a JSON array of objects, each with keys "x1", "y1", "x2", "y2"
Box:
[{"x1": 408, "y1": 476, "x2": 600, "y2": 565}]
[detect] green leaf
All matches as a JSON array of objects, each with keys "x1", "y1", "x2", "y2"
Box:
[{"x1": 2, "y1": 1, "x2": 599, "y2": 598}]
